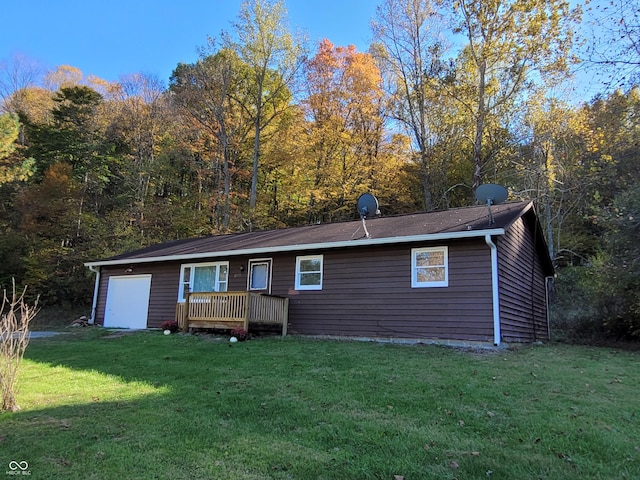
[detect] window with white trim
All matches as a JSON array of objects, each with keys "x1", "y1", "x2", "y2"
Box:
[
  {"x1": 178, "y1": 262, "x2": 228, "y2": 301},
  {"x1": 411, "y1": 247, "x2": 448, "y2": 288},
  {"x1": 295, "y1": 255, "x2": 323, "y2": 290}
]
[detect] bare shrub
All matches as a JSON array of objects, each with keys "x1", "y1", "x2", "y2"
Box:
[{"x1": 0, "y1": 282, "x2": 39, "y2": 411}]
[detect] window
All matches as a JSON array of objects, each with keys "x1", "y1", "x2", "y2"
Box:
[
  {"x1": 411, "y1": 247, "x2": 448, "y2": 288},
  {"x1": 178, "y1": 262, "x2": 228, "y2": 301},
  {"x1": 248, "y1": 259, "x2": 272, "y2": 293},
  {"x1": 295, "y1": 255, "x2": 323, "y2": 290}
]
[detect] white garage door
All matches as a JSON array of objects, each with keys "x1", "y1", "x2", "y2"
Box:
[{"x1": 104, "y1": 275, "x2": 152, "y2": 329}]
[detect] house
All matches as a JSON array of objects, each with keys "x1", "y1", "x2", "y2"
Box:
[{"x1": 84, "y1": 201, "x2": 554, "y2": 346}]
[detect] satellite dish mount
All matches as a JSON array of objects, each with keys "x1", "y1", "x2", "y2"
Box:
[
  {"x1": 356, "y1": 193, "x2": 380, "y2": 238},
  {"x1": 475, "y1": 184, "x2": 508, "y2": 225}
]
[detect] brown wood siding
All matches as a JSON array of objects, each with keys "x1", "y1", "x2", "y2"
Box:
[
  {"x1": 95, "y1": 259, "x2": 253, "y2": 328},
  {"x1": 269, "y1": 241, "x2": 494, "y2": 342},
  {"x1": 94, "y1": 262, "x2": 182, "y2": 328},
  {"x1": 497, "y1": 218, "x2": 549, "y2": 342},
  {"x1": 93, "y1": 241, "x2": 495, "y2": 341}
]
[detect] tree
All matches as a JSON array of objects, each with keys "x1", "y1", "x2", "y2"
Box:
[
  {"x1": 371, "y1": 0, "x2": 449, "y2": 210},
  {"x1": 0, "y1": 113, "x2": 34, "y2": 184},
  {"x1": 171, "y1": 50, "x2": 253, "y2": 231},
  {"x1": 582, "y1": 87, "x2": 640, "y2": 202},
  {"x1": 0, "y1": 53, "x2": 42, "y2": 114},
  {"x1": 583, "y1": 0, "x2": 640, "y2": 89},
  {"x1": 542, "y1": 87, "x2": 640, "y2": 340},
  {"x1": 12, "y1": 83, "x2": 124, "y2": 307},
  {"x1": 225, "y1": 0, "x2": 305, "y2": 222},
  {"x1": 302, "y1": 40, "x2": 387, "y2": 221},
  {"x1": 9, "y1": 87, "x2": 54, "y2": 127},
  {"x1": 256, "y1": 104, "x2": 308, "y2": 226},
  {"x1": 598, "y1": 185, "x2": 640, "y2": 338},
  {"x1": 449, "y1": 0, "x2": 581, "y2": 193},
  {"x1": 109, "y1": 73, "x2": 171, "y2": 237},
  {"x1": 515, "y1": 94, "x2": 586, "y2": 262},
  {"x1": 13, "y1": 162, "x2": 90, "y2": 304},
  {"x1": 43, "y1": 65, "x2": 84, "y2": 91}
]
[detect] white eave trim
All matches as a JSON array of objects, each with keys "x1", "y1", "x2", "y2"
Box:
[{"x1": 84, "y1": 228, "x2": 505, "y2": 268}]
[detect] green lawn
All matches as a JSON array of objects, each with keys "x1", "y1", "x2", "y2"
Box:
[{"x1": 1, "y1": 330, "x2": 639, "y2": 479}]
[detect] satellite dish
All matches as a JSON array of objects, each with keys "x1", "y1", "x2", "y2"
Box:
[
  {"x1": 475, "y1": 184, "x2": 508, "y2": 225},
  {"x1": 476, "y1": 184, "x2": 508, "y2": 206},
  {"x1": 357, "y1": 193, "x2": 380, "y2": 219},
  {"x1": 356, "y1": 193, "x2": 380, "y2": 238}
]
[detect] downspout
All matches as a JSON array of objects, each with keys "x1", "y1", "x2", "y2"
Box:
[
  {"x1": 485, "y1": 235, "x2": 501, "y2": 346},
  {"x1": 88, "y1": 266, "x2": 100, "y2": 325}
]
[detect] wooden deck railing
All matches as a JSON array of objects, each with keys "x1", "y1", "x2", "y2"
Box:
[{"x1": 175, "y1": 292, "x2": 289, "y2": 335}]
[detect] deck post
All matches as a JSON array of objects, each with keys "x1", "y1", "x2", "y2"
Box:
[
  {"x1": 242, "y1": 293, "x2": 250, "y2": 331},
  {"x1": 282, "y1": 297, "x2": 289, "y2": 336},
  {"x1": 181, "y1": 291, "x2": 190, "y2": 333}
]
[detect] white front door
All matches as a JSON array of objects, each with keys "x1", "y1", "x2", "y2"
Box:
[
  {"x1": 248, "y1": 259, "x2": 272, "y2": 294},
  {"x1": 104, "y1": 275, "x2": 152, "y2": 329}
]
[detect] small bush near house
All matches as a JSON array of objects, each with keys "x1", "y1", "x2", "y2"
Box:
[
  {"x1": 0, "y1": 283, "x2": 39, "y2": 411},
  {"x1": 160, "y1": 321, "x2": 179, "y2": 333},
  {"x1": 230, "y1": 328, "x2": 249, "y2": 341}
]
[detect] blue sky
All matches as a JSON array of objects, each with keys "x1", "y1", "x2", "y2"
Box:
[
  {"x1": 0, "y1": 0, "x2": 377, "y2": 85},
  {"x1": 0, "y1": 0, "x2": 613, "y2": 101}
]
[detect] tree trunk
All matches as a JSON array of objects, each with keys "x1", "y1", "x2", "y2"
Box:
[
  {"x1": 223, "y1": 146, "x2": 230, "y2": 231},
  {"x1": 250, "y1": 119, "x2": 260, "y2": 212},
  {"x1": 420, "y1": 149, "x2": 433, "y2": 211},
  {"x1": 249, "y1": 97, "x2": 262, "y2": 227},
  {"x1": 545, "y1": 196, "x2": 554, "y2": 261},
  {"x1": 472, "y1": 59, "x2": 487, "y2": 195}
]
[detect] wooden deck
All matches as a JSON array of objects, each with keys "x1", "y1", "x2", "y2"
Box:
[{"x1": 176, "y1": 292, "x2": 289, "y2": 335}]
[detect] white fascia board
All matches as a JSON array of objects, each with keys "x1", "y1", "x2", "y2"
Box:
[{"x1": 84, "y1": 228, "x2": 505, "y2": 268}]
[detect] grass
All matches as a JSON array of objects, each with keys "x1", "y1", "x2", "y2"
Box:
[{"x1": 1, "y1": 330, "x2": 639, "y2": 479}]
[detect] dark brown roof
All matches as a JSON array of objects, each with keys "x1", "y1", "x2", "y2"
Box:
[
  {"x1": 87, "y1": 201, "x2": 545, "y2": 266},
  {"x1": 86, "y1": 202, "x2": 544, "y2": 266}
]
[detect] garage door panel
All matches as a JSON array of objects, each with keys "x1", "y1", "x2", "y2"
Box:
[{"x1": 104, "y1": 275, "x2": 151, "y2": 329}]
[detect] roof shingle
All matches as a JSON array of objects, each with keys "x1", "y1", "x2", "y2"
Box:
[{"x1": 87, "y1": 201, "x2": 535, "y2": 266}]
